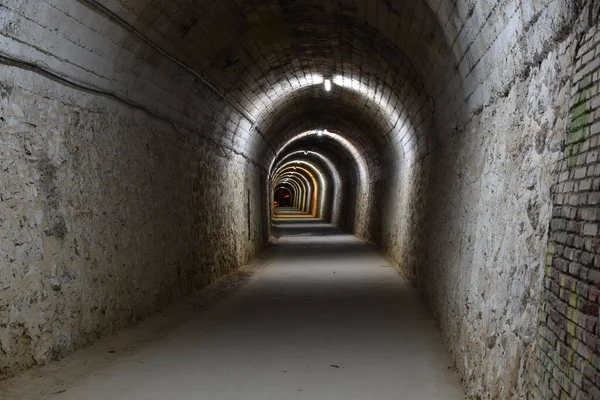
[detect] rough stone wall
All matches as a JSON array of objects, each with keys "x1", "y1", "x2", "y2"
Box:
[
  {"x1": 421, "y1": 46, "x2": 571, "y2": 396},
  {"x1": 377, "y1": 2, "x2": 589, "y2": 399},
  {"x1": 0, "y1": 62, "x2": 266, "y2": 377},
  {"x1": 354, "y1": 180, "x2": 377, "y2": 243},
  {"x1": 379, "y1": 159, "x2": 430, "y2": 283},
  {"x1": 536, "y1": 16, "x2": 600, "y2": 400},
  {"x1": 336, "y1": 168, "x2": 358, "y2": 233}
]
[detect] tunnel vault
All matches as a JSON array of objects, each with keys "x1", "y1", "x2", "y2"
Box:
[{"x1": 1, "y1": 0, "x2": 598, "y2": 399}]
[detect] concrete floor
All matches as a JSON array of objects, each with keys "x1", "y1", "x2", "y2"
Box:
[{"x1": 2, "y1": 222, "x2": 464, "y2": 400}]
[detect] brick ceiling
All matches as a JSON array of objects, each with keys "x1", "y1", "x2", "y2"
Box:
[{"x1": 103, "y1": 0, "x2": 462, "y2": 168}]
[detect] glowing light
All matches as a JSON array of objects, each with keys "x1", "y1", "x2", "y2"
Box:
[
  {"x1": 246, "y1": 72, "x2": 417, "y2": 166},
  {"x1": 332, "y1": 74, "x2": 413, "y2": 163},
  {"x1": 274, "y1": 161, "x2": 328, "y2": 218},
  {"x1": 270, "y1": 132, "x2": 371, "y2": 233},
  {"x1": 273, "y1": 130, "x2": 368, "y2": 184},
  {"x1": 251, "y1": 73, "x2": 324, "y2": 120}
]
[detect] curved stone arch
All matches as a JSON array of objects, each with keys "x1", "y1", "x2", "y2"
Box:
[
  {"x1": 273, "y1": 151, "x2": 344, "y2": 225},
  {"x1": 270, "y1": 129, "x2": 372, "y2": 237},
  {"x1": 253, "y1": 84, "x2": 427, "y2": 170},
  {"x1": 272, "y1": 130, "x2": 369, "y2": 184},
  {"x1": 281, "y1": 180, "x2": 303, "y2": 210},
  {"x1": 275, "y1": 167, "x2": 319, "y2": 215},
  {"x1": 275, "y1": 170, "x2": 315, "y2": 215},
  {"x1": 249, "y1": 73, "x2": 430, "y2": 163},
  {"x1": 275, "y1": 176, "x2": 305, "y2": 211},
  {"x1": 273, "y1": 186, "x2": 294, "y2": 207},
  {"x1": 275, "y1": 160, "x2": 330, "y2": 220},
  {"x1": 275, "y1": 170, "x2": 314, "y2": 212}
]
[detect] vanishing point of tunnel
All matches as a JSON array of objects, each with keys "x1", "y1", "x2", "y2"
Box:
[{"x1": 1, "y1": 1, "x2": 600, "y2": 399}]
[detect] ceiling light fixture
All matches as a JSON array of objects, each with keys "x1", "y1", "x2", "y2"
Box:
[{"x1": 324, "y1": 79, "x2": 331, "y2": 92}]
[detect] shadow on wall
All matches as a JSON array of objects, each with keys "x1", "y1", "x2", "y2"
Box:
[{"x1": 377, "y1": 158, "x2": 431, "y2": 286}]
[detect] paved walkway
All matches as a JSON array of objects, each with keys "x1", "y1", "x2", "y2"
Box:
[{"x1": 2, "y1": 222, "x2": 464, "y2": 400}]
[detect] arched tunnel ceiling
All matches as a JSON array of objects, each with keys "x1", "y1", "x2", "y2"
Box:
[
  {"x1": 274, "y1": 152, "x2": 341, "y2": 184},
  {"x1": 263, "y1": 103, "x2": 387, "y2": 169},
  {"x1": 274, "y1": 131, "x2": 370, "y2": 182},
  {"x1": 256, "y1": 87, "x2": 403, "y2": 167},
  {"x1": 101, "y1": 0, "x2": 456, "y2": 167},
  {"x1": 272, "y1": 137, "x2": 361, "y2": 183},
  {"x1": 112, "y1": 0, "x2": 451, "y2": 95}
]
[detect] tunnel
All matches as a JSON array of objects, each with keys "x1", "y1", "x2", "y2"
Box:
[{"x1": 1, "y1": 1, "x2": 599, "y2": 399}]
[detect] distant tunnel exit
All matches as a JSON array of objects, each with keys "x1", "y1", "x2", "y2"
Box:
[{"x1": 274, "y1": 187, "x2": 293, "y2": 207}]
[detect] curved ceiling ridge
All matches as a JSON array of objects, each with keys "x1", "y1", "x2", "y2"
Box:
[{"x1": 104, "y1": 0, "x2": 455, "y2": 165}]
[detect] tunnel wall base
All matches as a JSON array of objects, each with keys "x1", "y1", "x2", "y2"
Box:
[{"x1": 0, "y1": 66, "x2": 266, "y2": 378}]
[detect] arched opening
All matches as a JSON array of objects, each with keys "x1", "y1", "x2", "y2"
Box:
[{"x1": 273, "y1": 186, "x2": 292, "y2": 208}]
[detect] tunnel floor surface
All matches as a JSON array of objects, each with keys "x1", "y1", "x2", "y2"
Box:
[{"x1": 1, "y1": 222, "x2": 464, "y2": 400}]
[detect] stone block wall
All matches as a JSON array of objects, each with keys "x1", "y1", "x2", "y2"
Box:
[
  {"x1": 0, "y1": 1, "x2": 267, "y2": 378},
  {"x1": 378, "y1": 1, "x2": 591, "y2": 398},
  {"x1": 422, "y1": 50, "x2": 572, "y2": 397},
  {"x1": 536, "y1": 18, "x2": 600, "y2": 400},
  {"x1": 379, "y1": 158, "x2": 430, "y2": 284}
]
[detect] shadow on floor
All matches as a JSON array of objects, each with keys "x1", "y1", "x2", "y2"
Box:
[
  {"x1": 0, "y1": 219, "x2": 464, "y2": 400},
  {"x1": 271, "y1": 220, "x2": 345, "y2": 237}
]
